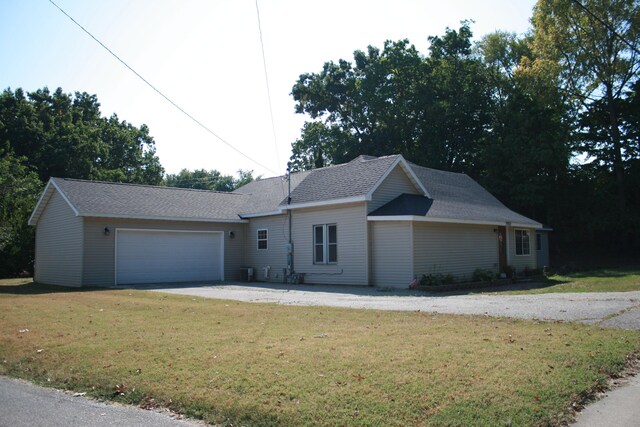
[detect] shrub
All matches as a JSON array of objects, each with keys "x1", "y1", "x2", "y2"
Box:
[
  {"x1": 420, "y1": 273, "x2": 455, "y2": 287},
  {"x1": 472, "y1": 268, "x2": 496, "y2": 282}
]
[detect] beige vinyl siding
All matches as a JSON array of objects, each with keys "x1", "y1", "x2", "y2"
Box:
[
  {"x1": 292, "y1": 203, "x2": 368, "y2": 285},
  {"x1": 34, "y1": 190, "x2": 83, "y2": 286},
  {"x1": 413, "y1": 222, "x2": 498, "y2": 281},
  {"x1": 509, "y1": 227, "x2": 537, "y2": 272},
  {"x1": 82, "y1": 218, "x2": 246, "y2": 286},
  {"x1": 368, "y1": 164, "x2": 421, "y2": 213},
  {"x1": 246, "y1": 214, "x2": 289, "y2": 282},
  {"x1": 371, "y1": 221, "x2": 413, "y2": 288}
]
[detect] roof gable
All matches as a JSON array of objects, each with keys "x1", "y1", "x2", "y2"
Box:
[{"x1": 28, "y1": 179, "x2": 79, "y2": 226}]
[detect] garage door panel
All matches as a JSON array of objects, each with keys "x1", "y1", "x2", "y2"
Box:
[{"x1": 116, "y1": 230, "x2": 222, "y2": 285}]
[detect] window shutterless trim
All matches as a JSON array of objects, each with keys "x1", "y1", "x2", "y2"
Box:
[
  {"x1": 257, "y1": 228, "x2": 268, "y2": 250},
  {"x1": 313, "y1": 224, "x2": 337, "y2": 264},
  {"x1": 515, "y1": 229, "x2": 531, "y2": 256}
]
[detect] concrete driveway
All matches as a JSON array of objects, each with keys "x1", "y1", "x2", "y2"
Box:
[{"x1": 145, "y1": 282, "x2": 640, "y2": 329}]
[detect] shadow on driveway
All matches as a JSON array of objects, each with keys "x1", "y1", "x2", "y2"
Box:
[{"x1": 130, "y1": 279, "x2": 560, "y2": 298}]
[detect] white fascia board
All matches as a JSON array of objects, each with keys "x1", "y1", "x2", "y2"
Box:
[
  {"x1": 367, "y1": 215, "x2": 505, "y2": 226},
  {"x1": 239, "y1": 209, "x2": 285, "y2": 218},
  {"x1": 283, "y1": 195, "x2": 367, "y2": 210},
  {"x1": 28, "y1": 179, "x2": 80, "y2": 226},
  {"x1": 82, "y1": 213, "x2": 248, "y2": 223},
  {"x1": 398, "y1": 157, "x2": 431, "y2": 198},
  {"x1": 512, "y1": 222, "x2": 543, "y2": 229}
]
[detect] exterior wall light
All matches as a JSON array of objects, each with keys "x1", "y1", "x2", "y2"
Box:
[{"x1": 104, "y1": 227, "x2": 110, "y2": 236}]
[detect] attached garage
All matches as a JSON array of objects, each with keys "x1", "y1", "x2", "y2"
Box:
[
  {"x1": 29, "y1": 178, "x2": 248, "y2": 287},
  {"x1": 115, "y1": 229, "x2": 224, "y2": 285}
]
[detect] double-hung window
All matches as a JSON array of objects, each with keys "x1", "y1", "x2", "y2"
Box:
[
  {"x1": 257, "y1": 229, "x2": 268, "y2": 250},
  {"x1": 313, "y1": 224, "x2": 337, "y2": 264},
  {"x1": 515, "y1": 229, "x2": 530, "y2": 256}
]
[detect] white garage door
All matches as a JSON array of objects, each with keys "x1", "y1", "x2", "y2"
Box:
[{"x1": 115, "y1": 229, "x2": 223, "y2": 285}]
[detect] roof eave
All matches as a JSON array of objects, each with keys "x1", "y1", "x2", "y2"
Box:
[
  {"x1": 81, "y1": 213, "x2": 249, "y2": 223},
  {"x1": 367, "y1": 215, "x2": 542, "y2": 228},
  {"x1": 283, "y1": 195, "x2": 367, "y2": 210}
]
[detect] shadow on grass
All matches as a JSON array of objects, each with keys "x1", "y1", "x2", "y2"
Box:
[
  {"x1": 562, "y1": 268, "x2": 639, "y2": 279},
  {"x1": 0, "y1": 281, "x2": 107, "y2": 295},
  {"x1": 464, "y1": 278, "x2": 570, "y2": 294}
]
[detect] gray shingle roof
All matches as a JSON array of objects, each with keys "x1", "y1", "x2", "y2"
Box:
[
  {"x1": 232, "y1": 170, "x2": 311, "y2": 214},
  {"x1": 373, "y1": 163, "x2": 540, "y2": 226},
  {"x1": 31, "y1": 154, "x2": 540, "y2": 227},
  {"x1": 283, "y1": 155, "x2": 400, "y2": 205},
  {"x1": 51, "y1": 178, "x2": 250, "y2": 221}
]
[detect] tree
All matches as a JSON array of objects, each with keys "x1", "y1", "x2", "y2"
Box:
[
  {"x1": 532, "y1": 0, "x2": 640, "y2": 211},
  {"x1": 477, "y1": 31, "x2": 571, "y2": 222},
  {"x1": 165, "y1": 169, "x2": 257, "y2": 191},
  {"x1": 290, "y1": 23, "x2": 491, "y2": 173},
  {"x1": 0, "y1": 151, "x2": 42, "y2": 276},
  {"x1": 0, "y1": 87, "x2": 164, "y2": 184},
  {"x1": 0, "y1": 86, "x2": 166, "y2": 277}
]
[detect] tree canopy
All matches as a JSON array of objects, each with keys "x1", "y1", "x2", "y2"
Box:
[
  {"x1": 165, "y1": 169, "x2": 257, "y2": 191},
  {"x1": 0, "y1": 86, "x2": 263, "y2": 276},
  {"x1": 290, "y1": 5, "x2": 640, "y2": 263}
]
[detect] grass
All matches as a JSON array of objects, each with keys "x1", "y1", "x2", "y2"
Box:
[
  {"x1": 484, "y1": 267, "x2": 640, "y2": 295},
  {"x1": 1, "y1": 280, "x2": 639, "y2": 426}
]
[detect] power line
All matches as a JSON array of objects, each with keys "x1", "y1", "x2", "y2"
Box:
[
  {"x1": 47, "y1": 0, "x2": 279, "y2": 175},
  {"x1": 569, "y1": 0, "x2": 640, "y2": 56},
  {"x1": 255, "y1": 0, "x2": 281, "y2": 168}
]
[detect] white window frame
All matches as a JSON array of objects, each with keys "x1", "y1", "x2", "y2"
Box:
[
  {"x1": 313, "y1": 224, "x2": 337, "y2": 264},
  {"x1": 515, "y1": 229, "x2": 531, "y2": 256},
  {"x1": 257, "y1": 229, "x2": 268, "y2": 250}
]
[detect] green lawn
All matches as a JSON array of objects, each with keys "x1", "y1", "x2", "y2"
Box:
[
  {"x1": 1, "y1": 279, "x2": 639, "y2": 426},
  {"x1": 485, "y1": 267, "x2": 640, "y2": 295}
]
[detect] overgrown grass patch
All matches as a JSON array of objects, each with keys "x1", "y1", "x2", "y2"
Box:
[{"x1": 1, "y1": 279, "x2": 639, "y2": 426}]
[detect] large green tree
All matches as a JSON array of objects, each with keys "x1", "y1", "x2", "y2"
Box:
[
  {"x1": 477, "y1": 31, "x2": 571, "y2": 222},
  {"x1": 290, "y1": 23, "x2": 491, "y2": 172},
  {"x1": 0, "y1": 151, "x2": 42, "y2": 277},
  {"x1": 0, "y1": 87, "x2": 164, "y2": 184},
  {"x1": 0, "y1": 86, "x2": 165, "y2": 276},
  {"x1": 532, "y1": 0, "x2": 640, "y2": 211}
]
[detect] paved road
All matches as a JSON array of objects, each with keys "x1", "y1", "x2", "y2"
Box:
[
  {"x1": 0, "y1": 377, "x2": 201, "y2": 427},
  {"x1": 150, "y1": 283, "x2": 640, "y2": 329}
]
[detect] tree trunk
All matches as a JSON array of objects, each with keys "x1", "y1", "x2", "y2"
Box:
[{"x1": 606, "y1": 84, "x2": 626, "y2": 212}]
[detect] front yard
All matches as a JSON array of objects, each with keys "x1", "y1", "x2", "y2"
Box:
[{"x1": 1, "y1": 278, "x2": 639, "y2": 426}]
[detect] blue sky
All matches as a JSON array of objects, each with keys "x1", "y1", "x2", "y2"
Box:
[{"x1": 1, "y1": 0, "x2": 537, "y2": 177}]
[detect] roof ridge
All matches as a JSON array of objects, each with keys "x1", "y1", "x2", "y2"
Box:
[{"x1": 53, "y1": 177, "x2": 248, "y2": 196}]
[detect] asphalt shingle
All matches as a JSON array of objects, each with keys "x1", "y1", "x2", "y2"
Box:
[{"x1": 52, "y1": 178, "x2": 250, "y2": 221}]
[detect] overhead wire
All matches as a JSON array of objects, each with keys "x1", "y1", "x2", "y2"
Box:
[
  {"x1": 254, "y1": 0, "x2": 281, "y2": 169},
  {"x1": 569, "y1": 0, "x2": 640, "y2": 56},
  {"x1": 47, "y1": 0, "x2": 279, "y2": 176}
]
